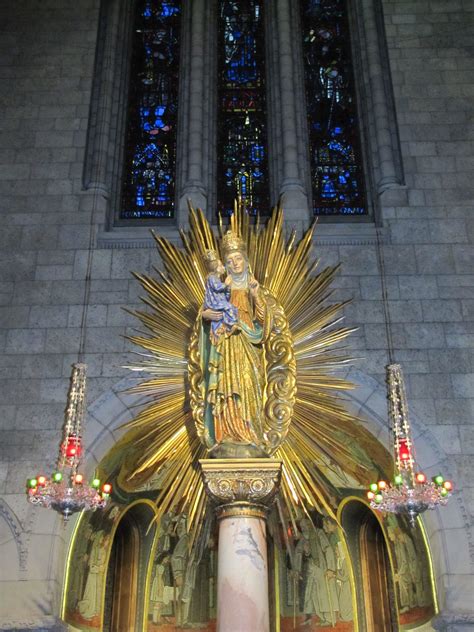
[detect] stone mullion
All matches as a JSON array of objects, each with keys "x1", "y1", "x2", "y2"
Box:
[
  {"x1": 288, "y1": 0, "x2": 312, "y2": 215},
  {"x1": 83, "y1": 0, "x2": 122, "y2": 197},
  {"x1": 178, "y1": 0, "x2": 208, "y2": 219},
  {"x1": 359, "y1": 0, "x2": 402, "y2": 194},
  {"x1": 349, "y1": 1, "x2": 379, "y2": 216},
  {"x1": 175, "y1": 0, "x2": 193, "y2": 219},
  {"x1": 108, "y1": 0, "x2": 134, "y2": 227},
  {"x1": 187, "y1": 0, "x2": 205, "y2": 187},
  {"x1": 81, "y1": 0, "x2": 137, "y2": 229},
  {"x1": 201, "y1": 0, "x2": 217, "y2": 220},
  {"x1": 274, "y1": 0, "x2": 309, "y2": 225},
  {"x1": 264, "y1": 0, "x2": 281, "y2": 206}
]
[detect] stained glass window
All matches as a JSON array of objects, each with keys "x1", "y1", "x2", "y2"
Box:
[
  {"x1": 120, "y1": 1, "x2": 181, "y2": 220},
  {"x1": 217, "y1": 0, "x2": 269, "y2": 217},
  {"x1": 300, "y1": 0, "x2": 366, "y2": 215}
]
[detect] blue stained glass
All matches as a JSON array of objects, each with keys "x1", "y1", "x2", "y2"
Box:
[
  {"x1": 300, "y1": 0, "x2": 366, "y2": 215},
  {"x1": 121, "y1": 0, "x2": 181, "y2": 220},
  {"x1": 217, "y1": 0, "x2": 269, "y2": 217},
  {"x1": 161, "y1": 3, "x2": 179, "y2": 16}
]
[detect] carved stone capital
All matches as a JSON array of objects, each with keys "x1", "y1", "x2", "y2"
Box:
[{"x1": 200, "y1": 459, "x2": 282, "y2": 520}]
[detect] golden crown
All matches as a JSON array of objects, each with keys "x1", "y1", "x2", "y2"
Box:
[
  {"x1": 203, "y1": 249, "x2": 218, "y2": 263},
  {"x1": 221, "y1": 231, "x2": 246, "y2": 257}
]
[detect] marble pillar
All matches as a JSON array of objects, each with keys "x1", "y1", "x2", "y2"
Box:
[
  {"x1": 217, "y1": 513, "x2": 268, "y2": 632},
  {"x1": 200, "y1": 459, "x2": 282, "y2": 632}
]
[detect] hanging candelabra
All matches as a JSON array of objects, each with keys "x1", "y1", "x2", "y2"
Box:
[
  {"x1": 25, "y1": 99, "x2": 112, "y2": 520},
  {"x1": 26, "y1": 364, "x2": 112, "y2": 521},
  {"x1": 367, "y1": 227, "x2": 453, "y2": 526},
  {"x1": 367, "y1": 364, "x2": 452, "y2": 526}
]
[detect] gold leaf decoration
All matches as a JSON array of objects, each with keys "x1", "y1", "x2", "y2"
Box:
[{"x1": 109, "y1": 202, "x2": 391, "y2": 540}]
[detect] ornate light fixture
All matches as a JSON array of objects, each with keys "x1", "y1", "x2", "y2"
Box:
[
  {"x1": 367, "y1": 230, "x2": 453, "y2": 526},
  {"x1": 367, "y1": 364, "x2": 452, "y2": 525},
  {"x1": 27, "y1": 364, "x2": 112, "y2": 521},
  {"x1": 26, "y1": 115, "x2": 112, "y2": 520}
]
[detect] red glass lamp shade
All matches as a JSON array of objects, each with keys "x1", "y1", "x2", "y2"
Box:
[
  {"x1": 62, "y1": 434, "x2": 82, "y2": 459},
  {"x1": 398, "y1": 438, "x2": 410, "y2": 462}
]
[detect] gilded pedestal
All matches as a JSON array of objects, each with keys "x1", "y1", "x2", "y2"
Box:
[{"x1": 200, "y1": 459, "x2": 282, "y2": 632}]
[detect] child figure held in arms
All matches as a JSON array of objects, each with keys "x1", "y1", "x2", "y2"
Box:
[{"x1": 203, "y1": 249, "x2": 238, "y2": 344}]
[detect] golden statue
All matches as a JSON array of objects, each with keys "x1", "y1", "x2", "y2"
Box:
[
  {"x1": 66, "y1": 203, "x2": 426, "y2": 632},
  {"x1": 189, "y1": 229, "x2": 295, "y2": 457},
  {"x1": 117, "y1": 202, "x2": 391, "y2": 535}
]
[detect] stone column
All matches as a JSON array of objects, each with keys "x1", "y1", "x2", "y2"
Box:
[
  {"x1": 359, "y1": 0, "x2": 402, "y2": 194},
  {"x1": 82, "y1": 0, "x2": 134, "y2": 227},
  {"x1": 177, "y1": 0, "x2": 208, "y2": 219},
  {"x1": 200, "y1": 459, "x2": 282, "y2": 632},
  {"x1": 274, "y1": 0, "x2": 309, "y2": 225}
]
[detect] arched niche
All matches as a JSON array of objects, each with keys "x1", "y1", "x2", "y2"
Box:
[
  {"x1": 56, "y1": 368, "x2": 473, "y2": 628},
  {"x1": 340, "y1": 498, "x2": 437, "y2": 631},
  {"x1": 0, "y1": 499, "x2": 24, "y2": 583},
  {"x1": 341, "y1": 499, "x2": 398, "y2": 630},
  {"x1": 63, "y1": 499, "x2": 157, "y2": 631},
  {"x1": 103, "y1": 503, "x2": 156, "y2": 632}
]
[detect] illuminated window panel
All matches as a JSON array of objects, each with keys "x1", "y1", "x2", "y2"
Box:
[
  {"x1": 217, "y1": 0, "x2": 269, "y2": 217},
  {"x1": 300, "y1": 0, "x2": 366, "y2": 215},
  {"x1": 121, "y1": 1, "x2": 181, "y2": 220}
]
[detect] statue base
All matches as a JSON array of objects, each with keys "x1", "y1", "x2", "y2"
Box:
[
  {"x1": 208, "y1": 441, "x2": 269, "y2": 459},
  {"x1": 200, "y1": 459, "x2": 282, "y2": 632}
]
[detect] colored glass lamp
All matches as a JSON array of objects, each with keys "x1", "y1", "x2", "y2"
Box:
[
  {"x1": 367, "y1": 364, "x2": 452, "y2": 526},
  {"x1": 26, "y1": 364, "x2": 111, "y2": 521}
]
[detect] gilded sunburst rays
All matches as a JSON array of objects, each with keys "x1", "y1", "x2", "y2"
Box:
[{"x1": 113, "y1": 203, "x2": 388, "y2": 536}]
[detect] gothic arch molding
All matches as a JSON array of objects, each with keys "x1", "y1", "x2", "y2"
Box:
[
  {"x1": 335, "y1": 367, "x2": 474, "y2": 621},
  {"x1": 68, "y1": 367, "x2": 471, "y2": 623},
  {"x1": 0, "y1": 498, "x2": 27, "y2": 578}
]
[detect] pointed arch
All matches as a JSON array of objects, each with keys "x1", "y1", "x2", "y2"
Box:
[
  {"x1": 57, "y1": 367, "x2": 473, "y2": 624},
  {"x1": 0, "y1": 498, "x2": 27, "y2": 579}
]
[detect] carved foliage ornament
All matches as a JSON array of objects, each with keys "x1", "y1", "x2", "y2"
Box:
[{"x1": 200, "y1": 460, "x2": 282, "y2": 508}]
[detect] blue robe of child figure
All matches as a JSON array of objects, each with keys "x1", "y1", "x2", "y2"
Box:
[{"x1": 203, "y1": 250, "x2": 238, "y2": 344}]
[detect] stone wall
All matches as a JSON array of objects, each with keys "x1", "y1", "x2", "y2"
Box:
[
  {"x1": 0, "y1": 1, "x2": 104, "y2": 628},
  {"x1": 371, "y1": 3, "x2": 474, "y2": 626},
  {"x1": 0, "y1": 0, "x2": 473, "y2": 629}
]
